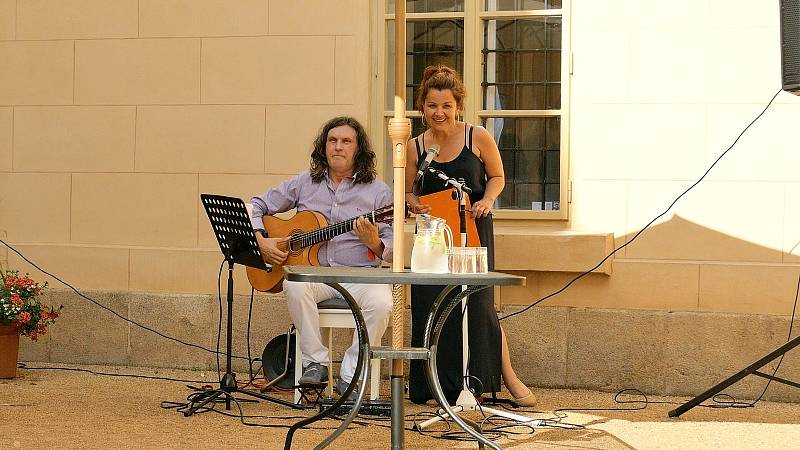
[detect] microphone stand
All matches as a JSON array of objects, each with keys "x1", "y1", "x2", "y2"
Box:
[{"x1": 417, "y1": 168, "x2": 542, "y2": 430}]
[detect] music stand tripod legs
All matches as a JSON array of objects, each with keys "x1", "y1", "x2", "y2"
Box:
[
  {"x1": 184, "y1": 260, "x2": 300, "y2": 415},
  {"x1": 184, "y1": 194, "x2": 302, "y2": 416}
]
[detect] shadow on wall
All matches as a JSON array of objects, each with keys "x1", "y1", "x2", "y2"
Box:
[{"x1": 618, "y1": 214, "x2": 793, "y2": 263}]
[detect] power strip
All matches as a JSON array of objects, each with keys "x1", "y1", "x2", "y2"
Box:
[{"x1": 319, "y1": 399, "x2": 392, "y2": 417}]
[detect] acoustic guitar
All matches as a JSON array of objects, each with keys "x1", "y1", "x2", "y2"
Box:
[{"x1": 246, "y1": 205, "x2": 394, "y2": 293}]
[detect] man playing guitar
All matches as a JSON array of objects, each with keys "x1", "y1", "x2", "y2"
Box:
[{"x1": 250, "y1": 116, "x2": 393, "y2": 400}]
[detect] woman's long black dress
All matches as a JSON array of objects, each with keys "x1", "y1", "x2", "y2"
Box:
[{"x1": 409, "y1": 124, "x2": 502, "y2": 405}]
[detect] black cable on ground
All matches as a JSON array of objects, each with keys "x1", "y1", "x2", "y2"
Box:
[
  {"x1": 16, "y1": 358, "x2": 589, "y2": 444},
  {"x1": 543, "y1": 387, "x2": 766, "y2": 418}
]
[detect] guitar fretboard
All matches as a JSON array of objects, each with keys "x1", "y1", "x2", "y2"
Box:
[{"x1": 290, "y1": 210, "x2": 378, "y2": 249}]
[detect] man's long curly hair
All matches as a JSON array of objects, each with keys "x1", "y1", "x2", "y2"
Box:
[{"x1": 309, "y1": 116, "x2": 377, "y2": 184}]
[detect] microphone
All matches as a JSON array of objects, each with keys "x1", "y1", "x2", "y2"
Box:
[{"x1": 416, "y1": 144, "x2": 441, "y2": 178}]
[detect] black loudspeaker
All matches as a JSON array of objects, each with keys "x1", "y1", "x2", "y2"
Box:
[
  {"x1": 781, "y1": 0, "x2": 800, "y2": 94},
  {"x1": 261, "y1": 332, "x2": 296, "y2": 391}
]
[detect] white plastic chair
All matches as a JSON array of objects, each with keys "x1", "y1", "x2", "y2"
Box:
[{"x1": 294, "y1": 297, "x2": 381, "y2": 402}]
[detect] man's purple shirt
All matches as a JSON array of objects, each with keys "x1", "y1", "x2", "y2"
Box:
[{"x1": 251, "y1": 171, "x2": 394, "y2": 267}]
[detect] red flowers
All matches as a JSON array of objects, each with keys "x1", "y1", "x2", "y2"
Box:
[{"x1": 1, "y1": 270, "x2": 60, "y2": 341}]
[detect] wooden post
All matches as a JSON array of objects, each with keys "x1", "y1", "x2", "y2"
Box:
[
  {"x1": 388, "y1": 0, "x2": 411, "y2": 374},
  {"x1": 388, "y1": 1, "x2": 411, "y2": 447}
]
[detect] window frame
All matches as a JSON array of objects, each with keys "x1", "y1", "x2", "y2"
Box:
[{"x1": 371, "y1": 1, "x2": 571, "y2": 220}]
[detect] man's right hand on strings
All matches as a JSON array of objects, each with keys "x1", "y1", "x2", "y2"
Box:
[{"x1": 256, "y1": 234, "x2": 289, "y2": 265}]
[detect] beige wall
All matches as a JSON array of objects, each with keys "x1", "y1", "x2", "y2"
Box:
[
  {"x1": 3, "y1": 0, "x2": 800, "y2": 321},
  {"x1": 512, "y1": 0, "x2": 800, "y2": 318},
  {"x1": 5, "y1": 1, "x2": 800, "y2": 398},
  {"x1": 0, "y1": 0, "x2": 371, "y2": 294}
]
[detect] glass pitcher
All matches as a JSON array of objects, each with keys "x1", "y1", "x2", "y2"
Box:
[{"x1": 411, "y1": 214, "x2": 453, "y2": 273}]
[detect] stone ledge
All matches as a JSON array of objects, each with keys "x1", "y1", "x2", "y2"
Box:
[
  {"x1": 494, "y1": 229, "x2": 614, "y2": 274},
  {"x1": 403, "y1": 224, "x2": 614, "y2": 274}
]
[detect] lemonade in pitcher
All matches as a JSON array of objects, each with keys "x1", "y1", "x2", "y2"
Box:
[{"x1": 410, "y1": 214, "x2": 452, "y2": 273}]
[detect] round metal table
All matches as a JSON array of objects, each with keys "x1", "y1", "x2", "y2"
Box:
[{"x1": 280, "y1": 266, "x2": 525, "y2": 450}]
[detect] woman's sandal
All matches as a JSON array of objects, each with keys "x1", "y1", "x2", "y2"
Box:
[{"x1": 512, "y1": 390, "x2": 537, "y2": 407}]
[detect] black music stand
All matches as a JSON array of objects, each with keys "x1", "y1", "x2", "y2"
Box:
[{"x1": 184, "y1": 194, "x2": 301, "y2": 416}]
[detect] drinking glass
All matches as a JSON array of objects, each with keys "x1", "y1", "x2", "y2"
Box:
[{"x1": 475, "y1": 247, "x2": 488, "y2": 273}]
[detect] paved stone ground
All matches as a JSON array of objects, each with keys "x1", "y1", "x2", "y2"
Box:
[{"x1": 2, "y1": 364, "x2": 800, "y2": 449}]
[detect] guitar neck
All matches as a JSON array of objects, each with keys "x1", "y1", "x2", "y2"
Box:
[{"x1": 293, "y1": 211, "x2": 377, "y2": 249}]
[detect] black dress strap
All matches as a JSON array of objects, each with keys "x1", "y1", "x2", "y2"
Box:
[
  {"x1": 414, "y1": 136, "x2": 424, "y2": 160},
  {"x1": 467, "y1": 125, "x2": 474, "y2": 151}
]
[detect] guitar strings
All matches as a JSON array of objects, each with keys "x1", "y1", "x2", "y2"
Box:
[
  {"x1": 299, "y1": 217, "x2": 359, "y2": 247},
  {"x1": 288, "y1": 206, "x2": 391, "y2": 249}
]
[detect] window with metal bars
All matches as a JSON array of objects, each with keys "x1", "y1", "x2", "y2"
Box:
[
  {"x1": 379, "y1": 0, "x2": 568, "y2": 215},
  {"x1": 408, "y1": 20, "x2": 465, "y2": 105},
  {"x1": 483, "y1": 16, "x2": 562, "y2": 209}
]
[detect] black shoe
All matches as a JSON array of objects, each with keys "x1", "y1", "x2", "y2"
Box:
[
  {"x1": 298, "y1": 362, "x2": 328, "y2": 385},
  {"x1": 335, "y1": 378, "x2": 360, "y2": 401}
]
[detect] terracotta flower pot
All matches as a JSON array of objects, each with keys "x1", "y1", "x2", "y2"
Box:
[{"x1": 0, "y1": 323, "x2": 20, "y2": 379}]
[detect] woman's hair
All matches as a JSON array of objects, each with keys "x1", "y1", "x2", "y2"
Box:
[
  {"x1": 309, "y1": 116, "x2": 377, "y2": 184},
  {"x1": 414, "y1": 64, "x2": 466, "y2": 112}
]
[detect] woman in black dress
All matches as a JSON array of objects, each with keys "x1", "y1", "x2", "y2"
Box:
[{"x1": 405, "y1": 65, "x2": 535, "y2": 406}]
